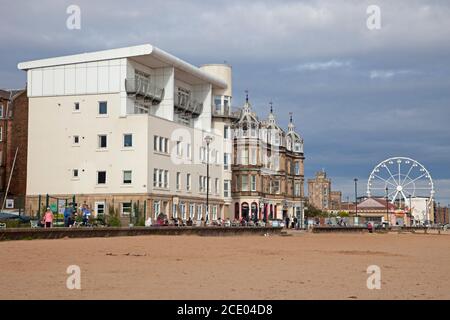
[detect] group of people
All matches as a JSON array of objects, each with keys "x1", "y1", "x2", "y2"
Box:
[
  {"x1": 40, "y1": 203, "x2": 92, "y2": 228},
  {"x1": 144, "y1": 215, "x2": 267, "y2": 228},
  {"x1": 284, "y1": 216, "x2": 300, "y2": 229}
]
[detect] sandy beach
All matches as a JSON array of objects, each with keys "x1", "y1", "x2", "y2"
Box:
[{"x1": 1, "y1": 232, "x2": 449, "y2": 300}]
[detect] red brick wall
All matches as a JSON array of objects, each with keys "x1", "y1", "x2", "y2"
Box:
[{"x1": 0, "y1": 90, "x2": 28, "y2": 199}]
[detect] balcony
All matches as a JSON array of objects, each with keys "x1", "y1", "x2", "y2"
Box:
[
  {"x1": 125, "y1": 77, "x2": 165, "y2": 103},
  {"x1": 212, "y1": 106, "x2": 241, "y2": 119},
  {"x1": 174, "y1": 94, "x2": 203, "y2": 117}
]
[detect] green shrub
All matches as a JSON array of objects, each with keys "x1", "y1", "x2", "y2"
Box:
[{"x1": 107, "y1": 206, "x2": 121, "y2": 227}]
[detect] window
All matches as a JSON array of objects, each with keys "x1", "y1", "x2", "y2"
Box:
[
  {"x1": 176, "y1": 141, "x2": 182, "y2": 156},
  {"x1": 295, "y1": 162, "x2": 300, "y2": 175},
  {"x1": 73, "y1": 135, "x2": 79, "y2": 144},
  {"x1": 121, "y1": 202, "x2": 132, "y2": 216},
  {"x1": 172, "y1": 203, "x2": 178, "y2": 218},
  {"x1": 270, "y1": 180, "x2": 280, "y2": 194},
  {"x1": 224, "y1": 96, "x2": 231, "y2": 108},
  {"x1": 212, "y1": 205, "x2": 218, "y2": 220},
  {"x1": 95, "y1": 202, "x2": 106, "y2": 216},
  {"x1": 0, "y1": 127, "x2": 2, "y2": 141},
  {"x1": 123, "y1": 134, "x2": 133, "y2": 147},
  {"x1": 200, "y1": 147, "x2": 206, "y2": 162},
  {"x1": 98, "y1": 101, "x2": 107, "y2": 115},
  {"x1": 241, "y1": 175, "x2": 249, "y2": 191},
  {"x1": 224, "y1": 153, "x2": 230, "y2": 170},
  {"x1": 153, "y1": 169, "x2": 158, "y2": 187},
  {"x1": 294, "y1": 183, "x2": 301, "y2": 197},
  {"x1": 250, "y1": 148, "x2": 257, "y2": 165},
  {"x1": 159, "y1": 137, "x2": 164, "y2": 152},
  {"x1": 74, "y1": 102, "x2": 80, "y2": 112},
  {"x1": 0, "y1": 104, "x2": 3, "y2": 118},
  {"x1": 123, "y1": 170, "x2": 132, "y2": 184},
  {"x1": 72, "y1": 169, "x2": 79, "y2": 178},
  {"x1": 187, "y1": 174, "x2": 191, "y2": 191},
  {"x1": 215, "y1": 178, "x2": 219, "y2": 194},
  {"x1": 158, "y1": 170, "x2": 163, "y2": 188},
  {"x1": 153, "y1": 201, "x2": 160, "y2": 219},
  {"x1": 164, "y1": 170, "x2": 169, "y2": 188},
  {"x1": 224, "y1": 180, "x2": 230, "y2": 198},
  {"x1": 214, "y1": 96, "x2": 222, "y2": 109},
  {"x1": 199, "y1": 176, "x2": 203, "y2": 192},
  {"x1": 98, "y1": 135, "x2": 107, "y2": 149},
  {"x1": 154, "y1": 136, "x2": 159, "y2": 151},
  {"x1": 251, "y1": 175, "x2": 257, "y2": 191},
  {"x1": 97, "y1": 171, "x2": 106, "y2": 184},
  {"x1": 224, "y1": 125, "x2": 230, "y2": 139},
  {"x1": 189, "y1": 203, "x2": 195, "y2": 218},
  {"x1": 176, "y1": 172, "x2": 181, "y2": 190},
  {"x1": 186, "y1": 143, "x2": 191, "y2": 159},
  {"x1": 153, "y1": 169, "x2": 168, "y2": 189},
  {"x1": 197, "y1": 204, "x2": 202, "y2": 220},
  {"x1": 180, "y1": 203, "x2": 186, "y2": 220},
  {"x1": 154, "y1": 136, "x2": 168, "y2": 153},
  {"x1": 240, "y1": 148, "x2": 249, "y2": 165}
]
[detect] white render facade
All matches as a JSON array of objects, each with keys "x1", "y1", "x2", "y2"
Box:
[{"x1": 19, "y1": 44, "x2": 231, "y2": 221}]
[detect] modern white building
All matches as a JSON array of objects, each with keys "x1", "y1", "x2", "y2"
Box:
[{"x1": 19, "y1": 44, "x2": 233, "y2": 221}]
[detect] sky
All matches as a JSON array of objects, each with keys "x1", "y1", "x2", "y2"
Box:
[{"x1": 1, "y1": 0, "x2": 449, "y2": 204}]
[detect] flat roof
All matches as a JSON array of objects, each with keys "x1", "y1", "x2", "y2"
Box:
[{"x1": 18, "y1": 44, "x2": 227, "y2": 89}]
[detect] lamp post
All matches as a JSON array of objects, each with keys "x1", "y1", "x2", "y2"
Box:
[
  {"x1": 354, "y1": 178, "x2": 358, "y2": 225},
  {"x1": 204, "y1": 136, "x2": 213, "y2": 222},
  {"x1": 385, "y1": 187, "x2": 389, "y2": 226},
  {"x1": 408, "y1": 195, "x2": 412, "y2": 226}
]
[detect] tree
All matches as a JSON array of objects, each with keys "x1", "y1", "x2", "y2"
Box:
[{"x1": 304, "y1": 204, "x2": 325, "y2": 218}]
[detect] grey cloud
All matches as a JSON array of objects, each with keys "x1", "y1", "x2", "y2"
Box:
[{"x1": 0, "y1": 0, "x2": 449, "y2": 203}]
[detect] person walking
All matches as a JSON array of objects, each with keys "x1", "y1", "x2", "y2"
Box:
[
  {"x1": 82, "y1": 205, "x2": 91, "y2": 226},
  {"x1": 43, "y1": 207, "x2": 54, "y2": 228},
  {"x1": 63, "y1": 206, "x2": 72, "y2": 227}
]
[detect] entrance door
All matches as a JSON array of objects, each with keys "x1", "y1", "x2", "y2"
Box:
[{"x1": 241, "y1": 202, "x2": 249, "y2": 221}]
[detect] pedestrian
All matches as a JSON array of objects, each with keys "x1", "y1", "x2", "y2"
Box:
[
  {"x1": 285, "y1": 216, "x2": 290, "y2": 229},
  {"x1": 63, "y1": 206, "x2": 72, "y2": 227},
  {"x1": 43, "y1": 207, "x2": 54, "y2": 228},
  {"x1": 82, "y1": 205, "x2": 91, "y2": 226}
]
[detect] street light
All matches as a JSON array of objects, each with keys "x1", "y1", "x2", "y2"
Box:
[
  {"x1": 204, "y1": 135, "x2": 213, "y2": 222},
  {"x1": 354, "y1": 178, "x2": 358, "y2": 225},
  {"x1": 408, "y1": 195, "x2": 412, "y2": 226},
  {"x1": 385, "y1": 186, "x2": 389, "y2": 226}
]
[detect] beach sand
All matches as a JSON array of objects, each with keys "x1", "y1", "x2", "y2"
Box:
[{"x1": 1, "y1": 232, "x2": 449, "y2": 300}]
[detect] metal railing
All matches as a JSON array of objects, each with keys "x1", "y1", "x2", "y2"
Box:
[
  {"x1": 212, "y1": 106, "x2": 241, "y2": 119},
  {"x1": 125, "y1": 77, "x2": 165, "y2": 102},
  {"x1": 174, "y1": 94, "x2": 203, "y2": 116}
]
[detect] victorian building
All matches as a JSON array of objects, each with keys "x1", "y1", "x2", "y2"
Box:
[{"x1": 230, "y1": 98, "x2": 305, "y2": 222}]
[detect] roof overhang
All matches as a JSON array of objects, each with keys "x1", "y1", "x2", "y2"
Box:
[{"x1": 18, "y1": 44, "x2": 227, "y2": 89}]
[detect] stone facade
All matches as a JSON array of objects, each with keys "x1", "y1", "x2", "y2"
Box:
[
  {"x1": 307, "y1": 170, "x2": 331, "y2": 210},
  {"x1": 230, "y1": 98, "x2": 305, "y2": 221}
]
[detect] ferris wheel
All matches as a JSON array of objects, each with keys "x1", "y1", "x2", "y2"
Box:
[{"x1": 367, "y1": 157, "x2": 435, "y2": 205}]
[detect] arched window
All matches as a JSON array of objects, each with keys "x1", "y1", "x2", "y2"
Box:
[
  {"x1": 241, "y1": 202, "x2": 249, "y2": 221},
  {"x1": 251, "y1": 202, "x2": 258, "y2": 221}
]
